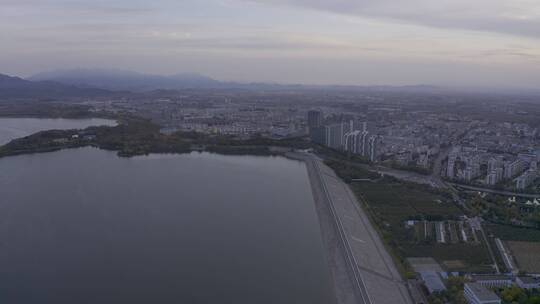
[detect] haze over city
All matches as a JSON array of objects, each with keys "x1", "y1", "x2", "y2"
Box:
[{"x1": 2, "y1": 0, "x2": 540, "y2": 88}]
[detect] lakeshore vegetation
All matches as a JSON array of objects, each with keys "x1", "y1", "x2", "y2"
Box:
[{"x1": 0, "y1": 116, "x2": 311, "y2": 159}]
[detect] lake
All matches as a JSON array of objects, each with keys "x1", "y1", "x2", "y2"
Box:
[
  {"x1": 0, "y1": 148, "x2": 334, "y2": 304},
  {"x1": 0, "y1": 117, "x2": 117, "y2": 145}
]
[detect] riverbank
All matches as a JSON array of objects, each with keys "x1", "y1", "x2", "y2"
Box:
[
  {"x1": 288, "y1": 152, "x2": 412, "y2": 304},
  {"x1": 0, "y1": 117, "x2": 309, "y2": 159}
]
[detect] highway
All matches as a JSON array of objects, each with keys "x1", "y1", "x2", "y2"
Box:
[{"x1": 449, "y1": 183, "x2": 540, "y2": 199}]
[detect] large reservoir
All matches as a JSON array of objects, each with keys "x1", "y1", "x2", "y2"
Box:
[{"x1": 0, "y1": 147, "x2": 333, "y2": 303}]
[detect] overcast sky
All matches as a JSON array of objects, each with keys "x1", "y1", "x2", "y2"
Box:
[{"x1": 1, "y1": 0, "x2": 540, "y2": 88}]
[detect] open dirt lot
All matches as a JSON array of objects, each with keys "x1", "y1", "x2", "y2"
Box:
[{"x1": 506, "y1": 241, "x2": 540, "y2": 273}]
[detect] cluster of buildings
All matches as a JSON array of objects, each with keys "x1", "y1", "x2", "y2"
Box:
[
  {"x1": 99, "y1": 96, "x2": 307, "y2": 139},
  {"x1": 307, "y1": 109, "x2": 471, "y2": 170},
  {"x1": 406, "y1": 218, "x2": 481, "y2": 244},
  {"x1": 409, "y1": 256, "x2": 540, "y2": 304},
  {"x1": 417, "y1": 270, "x2": 508, "y2": 304},
  {"x1": 308, "y1": 110, "x2": 381, "y2": 161},
  {"x1": 419, "y1": 271, "x2": 539, "y2": 304},
  {"x1": 446, "y1": 146, "x2": 539, "y2": 190},
  {"x1": 462, "y1": 121, "x2": 538, "y2": 155},
  {"x1": 464, "y1": 275, "x2": 540, "y2": 304},
  {"x1": 93, "y1": 92, "x2": 540, "y2": 193}
]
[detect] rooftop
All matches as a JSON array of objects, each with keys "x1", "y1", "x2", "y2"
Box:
[
  {"x1": 518, "y1": 276, "x2": 540, "y2": 284},
  {"x1": 420, "y1": 271, "x2": 446, "y2": 293},
  {"x1": 471, "y1": 275, "x2": 513, "y2": 281},
  {"x1": 465, "y1": 283, "x2": 501, "y2": 302}
]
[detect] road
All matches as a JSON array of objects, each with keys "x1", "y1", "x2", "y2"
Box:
[
  {"x1": 293, "y1": 153, "x2": 412, "y2": 304},
  {"x1": 474, "y1": 218, "x2": 501, "y2": 274},
  {"x1": 372, "y1": 165, "x2": 443, "y2": 188},
  {"x1": 449, "y1": 183, "x2": 540, "y2": 199}
]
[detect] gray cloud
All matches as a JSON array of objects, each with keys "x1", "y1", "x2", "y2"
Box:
[
  {"x1": 249, "y1": 0, "x2": 540, "y2": 39},
  {"x1": 1, "y1": 0, "x2": 540, "y2": 88}
]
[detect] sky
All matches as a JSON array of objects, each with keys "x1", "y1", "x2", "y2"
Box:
[{"x1": 1, "y1": 0, "x2": 540, "y2": 88}]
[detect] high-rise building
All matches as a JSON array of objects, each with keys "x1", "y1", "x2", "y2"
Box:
[
  {"x1": 360, "y1": 131, "x2": 370, "y2": 158},
  {"x1": 307, "y1": 110, "x2": 322, "y2": 130},
  {"x1": 367, "y1": 135, "x2": 380, "y2": 162},
  {"x1": 325, "y1": 123, "x2": 341, "y2": 149},
  {"x1": 486, "y1": 167, "x2": 503, "y2": 186},
  {"x1": 516, "y1": 170, "x2": 537, "y2": 190},
  {"x1": 325, "y1": 121, "x2": 353, "y2": 150},
  {"x1": 486, "y1": 172, "x2": 497, "y2": 186},
  {"x1": 310, "y1": 126, "x2": 326, "y2": 145},
  {"x1": 447, "y1": 158, "x2": 455, "y2": 179},
  {"x1": 361, "y1": 121, "x2": 368, "y2": 133},
  {"x1": 308, "y1": 117, "x2": 372, "y2": 158},
  {"x1": 307, "y1": 110, "x2": 325, "y2": 145},
  {"x1": 495, "y1": 167, "x2": 504, "y2": 182},
  {"x1": 463, "y1": 167, "x2": 474, "y2": 181},
  {"x1": 344, "y1": 130, "x2": 362, "y2": 154},
  {"x1": 504, "y1": 160, "x2": 526, "y2": 179},
  {"x1": 487, "y1": 157, "x2": 502, "y2": 172}
]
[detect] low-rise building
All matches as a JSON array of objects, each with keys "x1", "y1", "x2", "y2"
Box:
[
  {"x1": 516, "y1": 276, "x2": 540, "y2": 290},
  {"x1": 464, "y1": 283, "x2": 501, "y2": 304},
  {"x1": 420, "y1": 271, "x2": 446, "y2": 294},
  {"x1": 470, "y1": 275, "x2": 513, "y2": 288},
  {"x1": 516, "y1": 169, "x2": 537, "y2": 190}
]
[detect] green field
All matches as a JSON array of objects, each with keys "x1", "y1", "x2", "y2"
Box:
[
  {"x1": 326, "y1": 159, "x2": 493, "y2": 272},
  {"x1": 352, "y1": 181, "x2": 461, "y2": 226},
  {"x1": 351, "y1": 180, "x2": 492, "y2": 271},
  {"x1": 484, "y1": 223, "x2": 540, "y2": 242},
  {"x1": 400, "y1": 244, "x2": 493, "y2": 272}
]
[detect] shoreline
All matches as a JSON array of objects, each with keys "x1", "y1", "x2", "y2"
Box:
[
  {"x1": 287, "y1": 152, "x2": 412, "y2": 304},
  {"x1": 290, "y1": 152, "x2": 360, "y2": 304},
  {"x1": 0, "y1": 142, "x2": 279, "y2": 159},
  {"x1": 2, "y1": 143, "x2": 412, "y2": 303},
  {"x1": 0, "y1": 118, "x2": 303, "y2": 159}
]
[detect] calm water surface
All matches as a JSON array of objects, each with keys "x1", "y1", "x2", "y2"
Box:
[
  {"x1": 0, "y1": 117, "x2": 117, "y2": 145},
  {"x1": 0, "y1": 148, "x2": 333, "y2": 304}
]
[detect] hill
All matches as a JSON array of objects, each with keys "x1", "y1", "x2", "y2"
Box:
[
  {"x1": 29, "y1": 69, "x2": 221, "y2": 92},
  {"x1": 0, "y1": 73, "x2": 115, "y2": 100}
]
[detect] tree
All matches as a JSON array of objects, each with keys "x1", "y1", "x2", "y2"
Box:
[{"x1": 501, "y1": 286, "x2": 526, "y2": 303}]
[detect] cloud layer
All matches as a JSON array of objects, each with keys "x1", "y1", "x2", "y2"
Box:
[
  {"x1": 251, "y1": 0, "x2": 540, "y2": 39},
  {"x1": 1, "y1": 0, "x2": 540, "y2": 88}
]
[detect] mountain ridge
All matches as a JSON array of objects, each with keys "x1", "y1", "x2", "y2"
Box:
[
  {"x1": 5, "y1": 69, "x2": 538, "y2": 97},
  {"x1": 0, "y1": 73, "x2": 116, "y2": 100},
  {"x1": 29, "y1": 69, "x2": 221, "y2": 92}
]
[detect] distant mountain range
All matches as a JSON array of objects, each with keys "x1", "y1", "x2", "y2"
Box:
[
  {"x1": 27, "y1": 68, "x2": 451, "y2": 93},
  {"x1": 29, "y1": 69, "x2": 221, "y2": 92},
  {"x1": 0, "y1": 73, "x2": 115, "y2": 100},
  {"x1": 2, "y1": 69, "x2": 537, "y2": 100}
]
